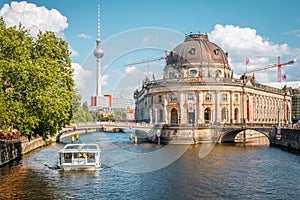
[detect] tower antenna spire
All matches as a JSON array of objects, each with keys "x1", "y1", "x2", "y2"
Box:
[
  {"x1": 97, "y1": 3, "x2": 100, "y2": 41},
  {"x1": 94, "y1": 2, "x2": 104, "y2": 98}
]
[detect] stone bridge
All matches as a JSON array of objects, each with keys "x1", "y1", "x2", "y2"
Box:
[
  {"x1": 76, "y1": 121, "x2": 152, "y2": 133},
  {"x1": 55, "y1": 121, "x2": 155, "y2": 142},
  {"x1": 217, "y1": 125, "x2": 276, "y2": 143},
  {"x1": 58, "y1": 122, "x2": 277, "y2": 144},
  {"x1": 153, "y1": 123, "x2": 277, "y2": 144}
]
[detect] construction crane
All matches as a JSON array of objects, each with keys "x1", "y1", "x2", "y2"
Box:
[
  {"x1": 124, "y1": 51, "x2": 168, "y2": 77},
  {"x1": 124, "y1": 54, "x2": 167, "y2": 66},
  {"x1": 238, "y1": 56, "x2": 296, "y2": 82}
]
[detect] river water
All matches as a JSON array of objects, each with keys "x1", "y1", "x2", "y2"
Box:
[{"x1": 1, "y1": 131, "x2": 300, "y2": 199}]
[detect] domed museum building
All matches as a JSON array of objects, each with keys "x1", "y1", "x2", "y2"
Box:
[{"x1": 134, "y1": 33, "x2": 292, "y2": 143}]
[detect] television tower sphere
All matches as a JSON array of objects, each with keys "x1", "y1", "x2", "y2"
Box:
[{"x1": 94, "y1": 40, "x2": 104, "y2": 58}]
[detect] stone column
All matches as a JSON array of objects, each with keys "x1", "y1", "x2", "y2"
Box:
[
  {"x1": 180, "y1": 92, "x2": 185, "y2": 124},
  {"x1": 154, "y1": 107, "x2": 158, "y2": 125},
  {"x1": 253, "y1": 94, "x2": 256, "y2": 122},
  {"x1": 263, "y1": 97, "x2": 266, "y2": 124},
  {"x1": 149, "y1": 107, "x2": 152, "y2": 124},
  {"x1": 283, "y1": 95, "x2": 287, "y2": 124},
  {"x1": 215, "y1": 91, "x2": 220, "y2": 123},
  {"x1": 230, "y1": 91, "x2": 233, "y2": 123},
  {"x1": 146, "y1": 95, "x2": 150, "y2": 123},
  {"x1": 164, "y1": 93, "x2": 168, "y2": 124},
  {"x1": 198, "y1": 92, "x2": 203, "y2": 124},
  {"x1": 195, "y1": 91, "x2": 199, "y2": 126},
  {"x1": 242, "y1": 91, "x2": 246, "y2": 124}
]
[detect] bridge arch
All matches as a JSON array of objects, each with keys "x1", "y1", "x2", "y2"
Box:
[{"x1": 219, "y1": 128, "x2": 271, "y2": 143}]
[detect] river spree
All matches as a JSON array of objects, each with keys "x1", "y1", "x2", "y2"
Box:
[{"x1": 1, "y1": 131, "x2": 300, "y2": 199}]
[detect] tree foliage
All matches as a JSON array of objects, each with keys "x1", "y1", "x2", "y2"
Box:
[
  {"x1": 71, "y1": 90, "x2": 95, "y2": 123},
  {"x1": 96, "y1": 111, "x2": 127, "y2": 121},
  {"x1": 0, "y1": 18, "x2": 74, "y2": 139}
]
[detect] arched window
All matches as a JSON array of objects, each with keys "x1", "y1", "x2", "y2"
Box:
[
  {"x1": 204, "y1": 107, "x2": 212, "y2": 122},
  {"x1": 205, "y1": 93, "x2": 212, "y2": 101},
  {"x1": 188, "y1": 102, "x2": 195, "y2": 124},
  {"x1": 170, "y1": 108, "x2": 178, "y2": 124},
  {"x1": 221, "y1": 108, "x2": 229, "y2": 122},
  {"x1": 216, "y1": 70, "x2": 222, "y2": 78},
  {"x1": 234, "y1": 108, "x2": 239, "y2": 122}
]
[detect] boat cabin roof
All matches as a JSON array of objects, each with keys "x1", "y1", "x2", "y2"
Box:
[{"x1": 59, "y1": 144, "x2": 100, "y2": 153}]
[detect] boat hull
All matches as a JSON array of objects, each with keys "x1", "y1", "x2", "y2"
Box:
[{"x1": 58, "y1": 164, "x2": 101, "y2": 171}]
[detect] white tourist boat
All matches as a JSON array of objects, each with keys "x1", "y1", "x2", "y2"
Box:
[{"x1": 58, "y1": 144, "x2": 101, "y2": 170}]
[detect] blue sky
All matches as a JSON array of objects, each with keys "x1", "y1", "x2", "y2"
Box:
[{"x1": 1, "y1": 0, "x2": 300, "y2": 102}]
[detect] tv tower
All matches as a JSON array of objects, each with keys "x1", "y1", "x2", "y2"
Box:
[{"x1": 93, "y1": 3, "x2": 104, "y2": 97}]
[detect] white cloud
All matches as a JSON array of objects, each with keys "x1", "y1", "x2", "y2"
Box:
[
  {"x1": 209, "y1": 24, "x2": 300, "y2": 81},
  {"x1": 283, "y1": 29, "x2": 300, "y2": 38},
  {"x1": 72, "y1": 63, "x2": 92, "y2": 90},
  {"x1": 78, "y1": 33, "x2": 92, "y2": 39},
  {"x1": 210, "y1": 24, "x2": 279, "y2": 59},
  {"x1": 125, "y1": 66, "x2": 138, "y2": 74},
  {"x1": 0, "y1": 1, "x2": 68, "y2": 37}
]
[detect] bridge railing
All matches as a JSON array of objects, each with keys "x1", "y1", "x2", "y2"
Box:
[
  {"x1": 157, "y1": 123, "x2": 277, "y2": 129},
  {"x1": 76, "y1": 121, "x2": 152, "y2": 128},
  {"x1": 76, "y1": 121, "x2": 278, "y2": 130}
]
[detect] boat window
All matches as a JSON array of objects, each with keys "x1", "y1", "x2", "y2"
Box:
[
  {"x1": 87, "y1": 153, "x2": 95, "y2": 163},
  {"x1": 64, "y1": 153, "x2": 72, "y2": 163}
]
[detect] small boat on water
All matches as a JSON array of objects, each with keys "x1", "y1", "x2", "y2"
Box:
[{"x1": 58, "y1": 144, "x2": 101, "y2": 170}]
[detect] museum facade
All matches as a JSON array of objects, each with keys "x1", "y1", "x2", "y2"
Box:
[{"x1": 134, "y1": 33, "x2": 292, "y2": 131}]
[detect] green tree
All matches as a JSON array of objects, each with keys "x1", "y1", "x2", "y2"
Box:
[
  {"x1": 0, "y1": 18, "x2": 74, "y2": 139},
  {"x1": 71, "y1": 90, "x2": 95, "y2": 123},
  {"x1": 31, "y1": 31, "x2": 74, "y2": 138},
  {"x1": 114, "y1": 111, "x2": 127, "y2": 120},
  {"x1": 71, "y1": 89, "x2": 82, "y2": 122},
  {"x1": 82, "y1": 102, "x2": 89, "y2": 112},
  {"x1": 0, "y1": 19, "x2": 38, "y2": 136},
  {"x1": 98, "y1": 113, "x2": 109, "y2": 121}
]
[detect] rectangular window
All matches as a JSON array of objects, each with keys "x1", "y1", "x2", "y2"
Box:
[
  {"x1": 205, "y1": 93, "x2": 212, "y2": 101},
  {"x1": 170, "y1": 94, "x2": 177, "y2": 101},
  {"x1": 169, "y1": 72, "x2": 175, "y2": 79},
  {"x1": 222, "y1": 93, "x2": 228, "y2": 101},
  {"x1": 158, "y1": 95, "x2": 162, "y2": 103},
  {"x1": 234, "y1": 94, "x2": 239, "y2": 102},
  {"x1": 188, "y1": 93, "x2": 194, "y2": 101}
]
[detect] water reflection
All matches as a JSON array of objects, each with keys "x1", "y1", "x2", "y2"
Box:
[
  {"x1": 1, "y1": 131, "x2": 300, "y2": 199},
  {"x1": 234, "y1": 130, "x2": 270, "y2": 146}
]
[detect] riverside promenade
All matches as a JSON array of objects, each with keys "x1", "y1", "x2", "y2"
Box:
[{"x1": 0, "y1": 126, "x2": 96, "y2": 167}]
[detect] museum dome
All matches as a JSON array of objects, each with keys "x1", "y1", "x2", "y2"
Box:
[{"x1": 166, "y1": 33, "x2": 229, "y2": 68}]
